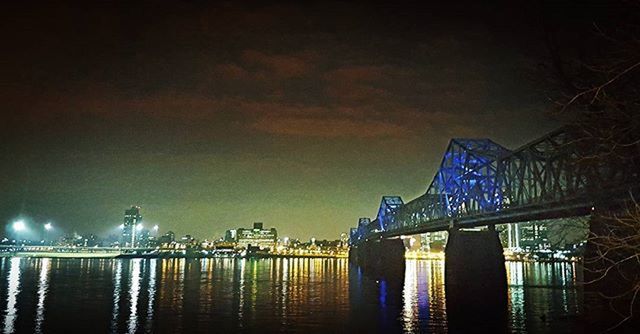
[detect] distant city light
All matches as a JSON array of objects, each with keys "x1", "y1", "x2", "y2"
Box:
[
  {"x1": 153, "y1": 225, "x2": 159, "y2": 232},
  {"x1": 136, "y1": 224, "x2": 143, "y2": 231},
  {"x1": 44, "y1": 222, "x2": 53, "y2": 231},
  {"x1": 119, "y1": 224, "x2": 125, "y2": 229},
  {"x1": 12, "y1": 220, "x2": 26, "y2": 232}
]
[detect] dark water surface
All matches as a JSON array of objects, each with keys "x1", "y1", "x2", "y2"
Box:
[{"x1": 0, "y1": 257, "x2": 584, "y2": 333}]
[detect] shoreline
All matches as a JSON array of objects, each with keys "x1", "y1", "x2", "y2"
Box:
[{"x1": 1, "y1": 252, "x2": 579, "y2": 262}]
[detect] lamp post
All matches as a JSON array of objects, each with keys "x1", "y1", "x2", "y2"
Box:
[
  {"x1": 44, "y1": 222, "x2": 53, "y2": 245},
  {"x1": 12, "y1": 220, "x2": 26, "y2": 245}
]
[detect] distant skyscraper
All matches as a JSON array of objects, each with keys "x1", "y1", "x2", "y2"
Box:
[
  {"x1": 499, "y1": 221, "x2": 550, "y2": 251},
  {"x1": 420, "y1": 231, "x2": 448, "y2": 252},
  {"x1": 122, "y1": 206, "x2": 142, "y2": 247},
  {"x1": 519, "y1": 222, "x2": 549, "y2": 251},
  {"x1": 501, "y1": 224, "x2": 520, "y2": 250}
]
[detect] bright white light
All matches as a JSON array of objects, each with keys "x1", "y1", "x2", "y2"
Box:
[
  {"x1": 153, "y1": 225, "x2": 159, "y2": 232},
  {"x1": 136, "y1": 224, "x2": 143, "y2": 231},
  {"x1": 44, "y1": 223, "x2": 53, "y2": 231},
  {"x1": 119, "y1": 224, "x2": 125, "y2": 230},
  {"x1": 12, "y1": 220, "x2": 26, "y2": 232}
]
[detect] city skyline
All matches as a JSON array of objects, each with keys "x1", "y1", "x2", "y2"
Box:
[
  {"x1": 4, "y1": 205, "x2": 346, "y2": 243},
  {"x1": 0, "y1": 1, "x2": 637, "y2": 331}
]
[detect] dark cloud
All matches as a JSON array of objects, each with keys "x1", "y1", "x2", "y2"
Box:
[{"x1": 1, "y1": 1, "x2": 559, "y2": 239}]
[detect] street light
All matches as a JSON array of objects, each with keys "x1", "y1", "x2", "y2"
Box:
[
  {"x1": 12, "y1": 220, "x2": 26, "y2": 232},
  {"x1": 42, "y1": 222, "x2": 54, "y2": 245}
]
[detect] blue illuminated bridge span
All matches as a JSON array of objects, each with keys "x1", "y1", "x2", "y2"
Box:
[{"x1": 350, "y1": 127, "x2": 640, "y2": 244}]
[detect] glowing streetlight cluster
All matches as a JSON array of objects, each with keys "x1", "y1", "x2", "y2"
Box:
[
  {"x1": 12, "y1": 220, "x2": 26, "y2": 232},
  {"x1": 11, "y1": 220, "x2": 54, "y2": 233}
]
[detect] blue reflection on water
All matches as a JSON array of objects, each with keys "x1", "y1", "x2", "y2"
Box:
[{"x1": 379, "y1": 280, "x2": 387, "y2": 307}]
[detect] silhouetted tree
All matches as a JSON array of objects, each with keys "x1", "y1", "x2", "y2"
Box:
[
  {"x1": 546, "y1": 217, "x2": 588, "y2": 250},
  {"x1": 540, "y1": 0, "x2": 640, "y2": 329}
]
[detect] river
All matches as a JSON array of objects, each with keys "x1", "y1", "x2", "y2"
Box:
[{"x1": 0, "y1": 257, "x2": 585, "y2": 333}]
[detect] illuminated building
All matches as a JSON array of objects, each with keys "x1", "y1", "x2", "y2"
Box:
[
  {"x1": 137, "y1": 228, "x2": 151, "y2": 247},
  {"x1": 498, "y1": 224, "x2": 520, "y2": 250},
  {"x1": 498, "y1": 222, "x2": 549, "y2": 251},
  {"x1": 518, "y1": 222, "x2": 549, "y2": 251},
  {"x1": 226, "y1": 222, "x2": 277, "y2": 250},
  {"x1": 122, "y1": 206, "x2": 142, "y2": 247},
  {"x1": 420, "y1": 232, "x2": 447, "y2": 252}
]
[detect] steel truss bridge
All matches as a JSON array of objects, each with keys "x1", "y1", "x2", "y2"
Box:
[{"x1": 350, "y1": 127, "x2": 640, "y2": 244}]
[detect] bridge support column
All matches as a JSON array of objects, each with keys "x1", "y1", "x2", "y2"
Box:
[
  {"x1": 445, "y1": 228, "x2": 507, "y2": 329},
  {"x1": 349, "y1": 238, "x2": 405, "y2": 278}
]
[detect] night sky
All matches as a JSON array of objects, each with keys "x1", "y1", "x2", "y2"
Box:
[{"x1": 1, "y1": 2, "x2": 561, "y2": 240}]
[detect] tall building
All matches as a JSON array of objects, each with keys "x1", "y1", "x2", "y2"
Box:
[
  {"x1": 499, "y1": 221, "x2": 550, "y2": 251},
  {"x1": 420, "y1": 231, "x2": 448, "y2": 252},
  {"x1": 499, "y1": 224, "x2": 521, "y2": 250},
  {"x1": 519, "y1": 222, "x2": 550, "y2": 251},
  {"x1": 122, "y1": 206, "x2": 142, "y2": 247},
  {"x1": 226, "y1": 222, "x2": 277, "y2": 250}
]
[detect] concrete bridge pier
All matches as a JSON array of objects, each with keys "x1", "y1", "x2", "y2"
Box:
[
  {"x1": 349, "y1": 238, "x2": 405, "y2": 278},
  {"x1": 445, "y1": 227, "x2": 508, "y2": 330}
]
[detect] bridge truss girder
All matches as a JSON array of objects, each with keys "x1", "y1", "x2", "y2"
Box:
[{"x1": 351, "y1": 127, "x2": 640, "y2": 244}]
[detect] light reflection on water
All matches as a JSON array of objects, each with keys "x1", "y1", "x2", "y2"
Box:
[
  {"x1": 0, "y1": 257, "x2": 582, "y2": 333},
  {"x1": 145, "y1": 259, "x2": 156, "y2": 333},
  {"x1": 34, "y1": 258, "x2": 49, "y2": 334},
  {"x1": 400, "y1": 259, "x2": 448, "y2": 333},
  {"x1": 3, "y1": 258, "x2": 20, "y2": 334},
  {"x1": 110, "y1": 259, "x2": 122, "y2": 333},
  {"x1": 506, "y1": 261, "x2": 583, "y2": 333},
  {"x1": 127, "y1": 259, "x2": 142, "y2": 334}
]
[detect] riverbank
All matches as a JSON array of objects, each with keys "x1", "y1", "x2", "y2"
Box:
[{"x1": 0, "y1": 250, "x2": 349, "y2": 259}]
